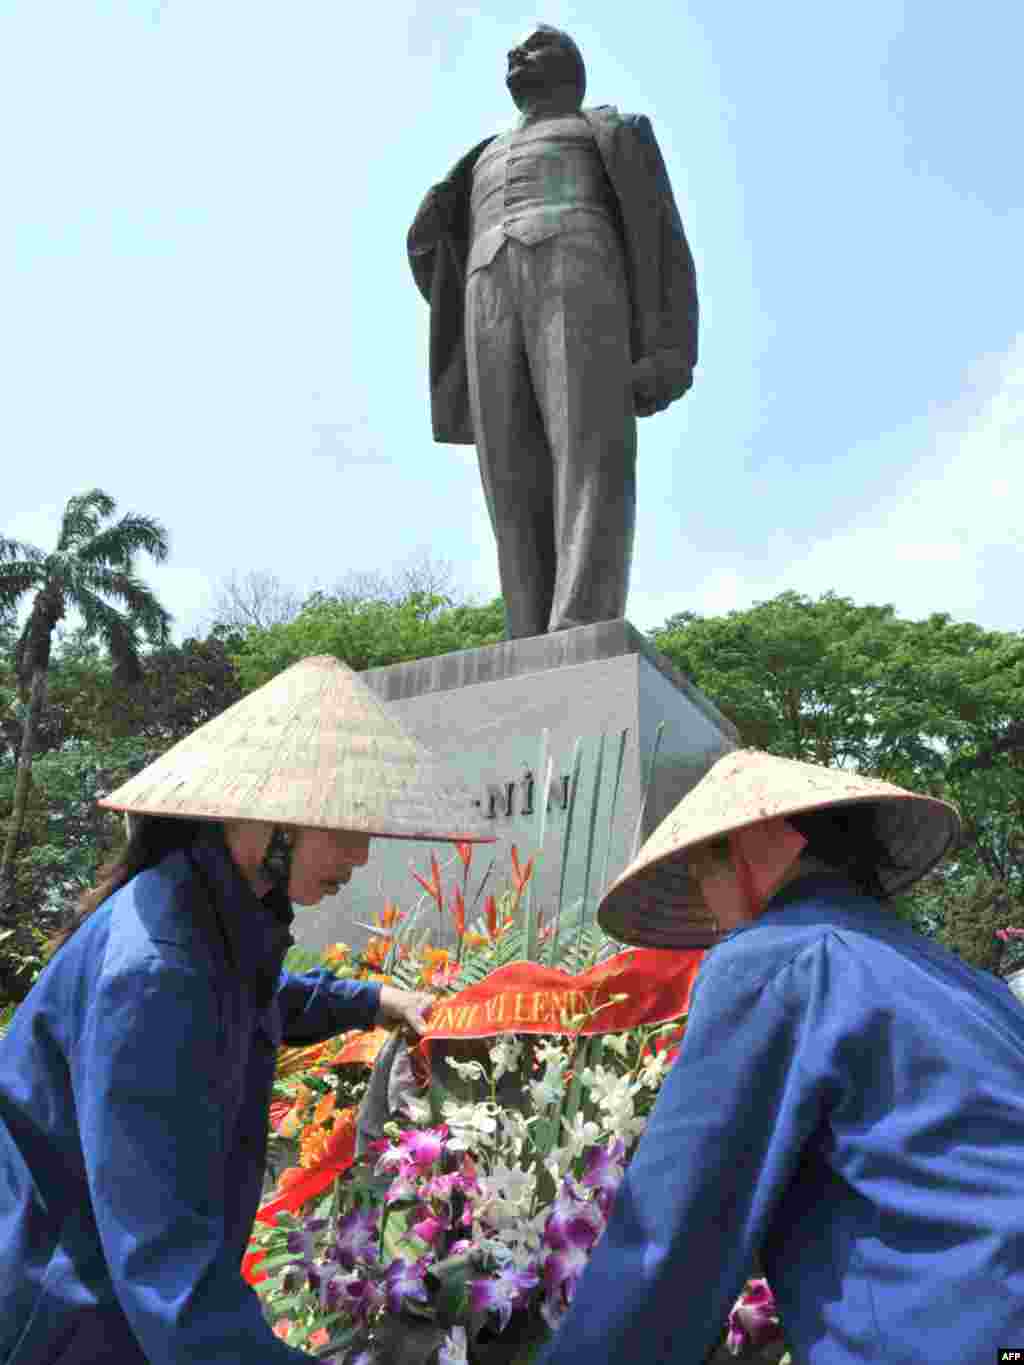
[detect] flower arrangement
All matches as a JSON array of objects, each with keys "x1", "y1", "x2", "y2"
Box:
[
  {"x1": 252, "y1": 738, "x2": 791, "y2": 1363},
  {"x1": 254, "y1": 1014, "x2": 683, "y2": 1362}
]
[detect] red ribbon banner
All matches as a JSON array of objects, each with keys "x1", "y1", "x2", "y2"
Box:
[{"x1": 420, "y1": 946, "x2": 703, "y2": 1041}]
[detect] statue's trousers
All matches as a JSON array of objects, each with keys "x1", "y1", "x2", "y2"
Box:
[{"x1": 464, "y1": 226, "x2": 637, "y2": 638}]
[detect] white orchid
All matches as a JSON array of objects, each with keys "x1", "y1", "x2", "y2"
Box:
[
  {"x1": 497, "y1": 1108, "x2": 532, "y2": 1159},
  {"x1": 446, "y1": 1057, "x2": 487, "y2": 1082},
  {"x1": 601, "y1": 1031, "x2": 631, "y2": 1059},
  {"x1": 639, "y1": 1050, "x2": 671, "y2": 1089},
  {"x1": 488, "y1": 1035, "x2": 523, "y2": 1081},
  {"x1": 533, "y1": 1038, "x2": 568, "y2": 1067},
  {"x1": 438, "y1": 1325, "x2": 469, "y2": 1365},
  {"x1": 561, "y1": 1111, "x2": 602, "y2": 1160},
  {"x1": 440, "y1": 1099, "x2": 499, "y2": 1150}
]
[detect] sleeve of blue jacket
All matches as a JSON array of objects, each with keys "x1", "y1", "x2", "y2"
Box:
[
  {"x1": 71, "y1": 953, "x2": 310, "y2": 1364},
  {"x1": 275, "y1": 969, "x2": 382, "y2": 1045},
  {"x1": 535, "y1": 941, "x2": 831, "y2": 1365}
]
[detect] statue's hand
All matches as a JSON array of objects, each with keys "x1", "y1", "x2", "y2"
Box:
[{"x1": 632, "y1": 353, "x2": 693, "y2": 417}]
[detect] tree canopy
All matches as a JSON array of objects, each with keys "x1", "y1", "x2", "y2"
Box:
[{"x1": 650, "y1": 592, "x2": 1024, "y2": 969}]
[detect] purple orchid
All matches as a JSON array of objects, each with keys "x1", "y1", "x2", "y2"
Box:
[
  {"x1": 328, "y1": 1209, "x2": 380, "y2": 1270},
  {"x1": 542, "y1": 1183, "x2": 604, "y2": 1253},
  {"x1": 469, "y1": 1264, "x2": 540, "y2": 1332},
  {"x1": 384, "y1": 1257, "x2": 430, "y2": 1315},
  {"x1": 581, "y1": 1140, "x2": 626, "y2": 1213},
  {"x1": 543, "y1": 1236, "x2": 592, "y2": 1307},
  {"x1": 542, "y1": 1186, "x2": 605, "y2": 1314},
  {"x1": 725, "y1": 1278, "x2": 783, "y2": 1355},
  {"x1": 336, "y1": 1271, "x2": 385, "y2": 1324},
  {"x1": 285, "y1": 1216, "x2": 328, "y2": 1264}
]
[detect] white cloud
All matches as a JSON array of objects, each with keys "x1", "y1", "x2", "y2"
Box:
[{"x1": 631, "y1": 333, "x2": 1024, "y2": 633}]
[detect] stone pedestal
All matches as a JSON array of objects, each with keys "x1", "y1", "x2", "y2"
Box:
[{"x1": 290, "y1": 620, "x2": 738, "y2": 957}]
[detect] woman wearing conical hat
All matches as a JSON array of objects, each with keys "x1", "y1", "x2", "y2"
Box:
[
  {"x1": 0, "y1": 656, "x2": 493, "y2": 1365},
  {"x1": 537, "y1": 748, "x2": 1024, "y2": 1365}
]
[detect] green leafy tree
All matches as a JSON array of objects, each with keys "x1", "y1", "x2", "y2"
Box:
[
  {"x1": 650, "y1": 593, "x2": 1024, "y2": 971},
  {"x1": 0, "y1": 490, "x2": 171, "y2": 912},
  {"x1": 233, "y1": 591, "x2": 505, "y2": 692}
]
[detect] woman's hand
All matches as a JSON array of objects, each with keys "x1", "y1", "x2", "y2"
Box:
[{"x1": 376, "y1": 985, "x2": 436, "y2": 1037}]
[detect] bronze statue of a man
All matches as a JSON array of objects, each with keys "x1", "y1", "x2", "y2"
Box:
[{"x1": 408, "y1": 25, "x2": 698, "y2": 639}]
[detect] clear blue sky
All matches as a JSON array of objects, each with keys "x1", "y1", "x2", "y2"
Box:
[{"x1": 3, "y1": 1, "x2": 1021, "y2": 640}]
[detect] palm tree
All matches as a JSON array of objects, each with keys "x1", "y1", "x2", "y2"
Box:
[{"x1": 0, "y1": 489, "x2": 172, "y2": 911}]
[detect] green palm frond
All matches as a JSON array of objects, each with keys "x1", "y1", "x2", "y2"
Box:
[
  {"x1": 57, "y1": 490, "x2": 117, "y2": 552},
  {"x1": 72, "y1": 570, "x2": 172, "y2": 645},
  {"x1": 0, "y1": 539, "x2": 45, "y2": 567},
  {"x1": 556, "y1": 924, "x2": 612, "y2": 975},
  {"x1": 0, "y1": 562, "x2": 46, "y2": 609},
  {"x1": 72, "y1": 589, "x2": 145, "y2": 683},
  {"x1": 78, "y1": 514, "x2": 170, "y2": 570}
]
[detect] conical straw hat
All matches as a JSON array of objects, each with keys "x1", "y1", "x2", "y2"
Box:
[
  {"x1": 598, "y1": 748, "x2": 960, "y2": 949},
  {"x1": 99, "y1": 655, "x2": 495, "y2": 843}
]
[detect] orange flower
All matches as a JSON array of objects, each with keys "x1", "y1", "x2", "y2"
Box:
[
  {"x1": 363, "y1": 936, "x2": 389, "y2": 969},
  {"x1": 313, "y1": 1091, "x2": 336, "y2": 1125},
  {"x1": 309, "y1": 1328, "x2": 330, "y2": 1348},
  {"x1": 419, "y1": 946, "x2": 460, "y2": 989},
  {"x1": 273, "y1": 1319, "x2": 294, "y2": 1340},
  {"x1": 484, "y1": 894, "x2": 499, "y2": 940},
  {"x1": 300, "y1": 1123, "x2": 330, "y2": 1169},
  {"x1": 510, "y1": 845, "x2": 535, "y2": 895},
  {"x1": 456, "y1": 841, "x2": 473, "y2": 873},
  {"x1": 379, "y1": 901, "x2": 404, "y2": 930},
  {"x1": 323, "y1": 1108, "x2": 357, "y2": 1162},
  {"x1": 322, "y1": 941, "x2": 350, "y2": 964},
  {"x1": 411, "y1": 852, "x2": 444, "y2": 911},
  {"x1": 463, "y1": 931, "x2": 487, "y2": 950},
  {"x1": 450, "y1": 885, "x2": 466, "y2": 937}
]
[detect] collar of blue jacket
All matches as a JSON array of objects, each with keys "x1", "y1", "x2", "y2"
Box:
[{"x1": 185, "y1": 824, "x2": 296, "y2": 1005}]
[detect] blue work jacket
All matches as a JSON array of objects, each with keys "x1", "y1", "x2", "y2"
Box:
[
  {"x1": 0, "y1": 828, "x2": 381, "y2": 1364},
  {"x1": 537, "y1": 873, "x2": 1024, "y2": 1365}
]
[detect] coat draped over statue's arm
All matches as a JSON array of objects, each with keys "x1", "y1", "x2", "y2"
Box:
[{"x1": 406, "y1": 109, "x2": 698, "y2": 445}]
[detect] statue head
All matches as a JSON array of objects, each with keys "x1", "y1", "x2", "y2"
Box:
[{"x1": 506, "y1": 24, "x2": 587, "y2": 110}]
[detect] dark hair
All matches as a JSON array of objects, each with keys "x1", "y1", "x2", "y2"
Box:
[
  {"x1": 538, "y1": 24, "x2": 587, "y2": 101},
  {"x1": 47, "y1": 814, "x2": 202, "y2": 957},
  {"x1": 786, "y1": 804, "x2": 910, "y2": 900}
]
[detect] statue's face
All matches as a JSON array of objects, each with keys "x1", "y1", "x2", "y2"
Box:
[{"x1": 506, "y1": 26, "x2": 580, "y2": 102}]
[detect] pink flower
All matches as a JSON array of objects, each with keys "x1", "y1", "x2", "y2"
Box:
[
  {"x1": 725, "y1": 1278, "x2": 783, "y2": 1355},
  {"x1": 272, "y1": 1318, "x2": 293, "y2": 1340},
  {"x1": 412, "y1": 1208, "x2": 447, "y2": 1244},
  {"x1": 308, "y1": 1327, "x2": 329, "y2": 1348},
  {"x1": 401, "y1": 1126, "x2": 448, "y2": 1168}
]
